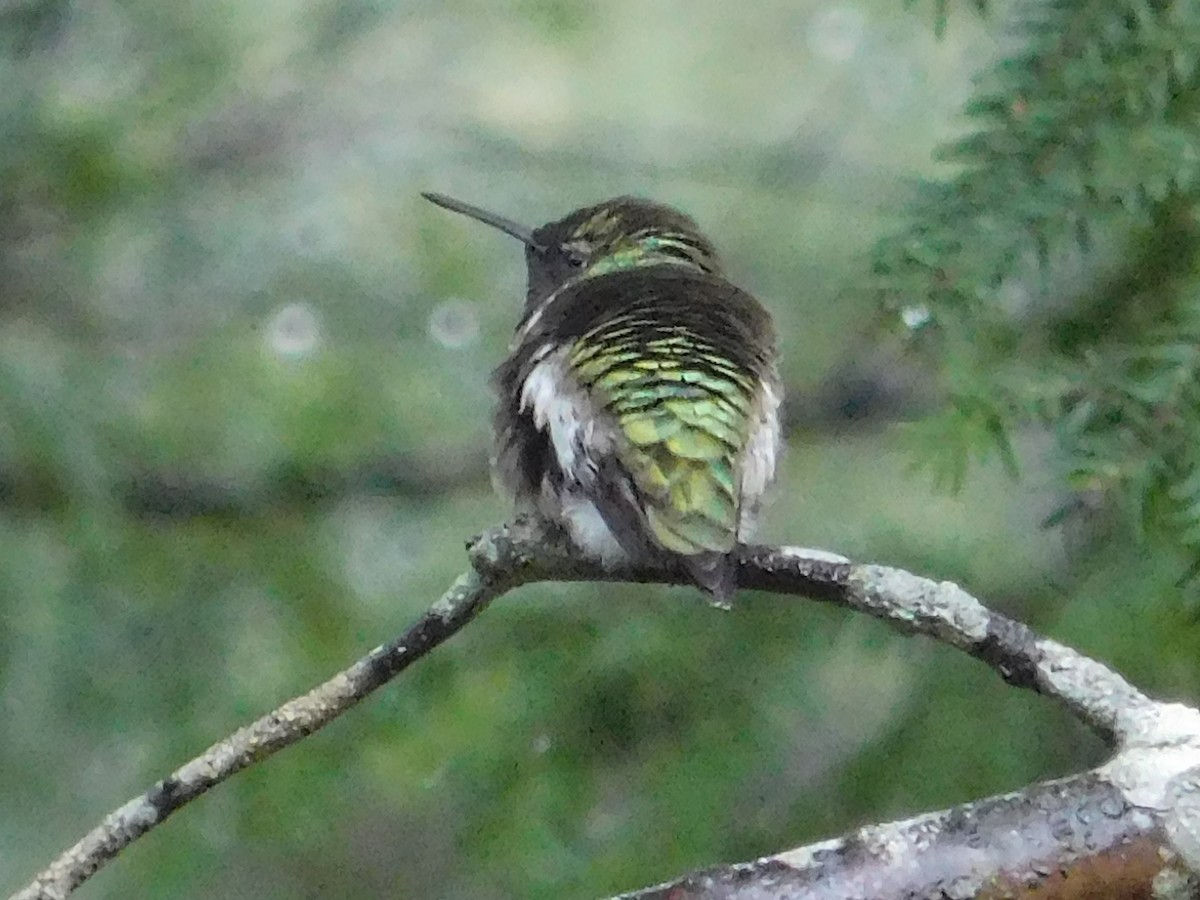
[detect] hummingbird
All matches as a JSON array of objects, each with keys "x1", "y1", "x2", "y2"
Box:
[{"x1": 424, "y1": 192, "x2": 782, "y2": 606}]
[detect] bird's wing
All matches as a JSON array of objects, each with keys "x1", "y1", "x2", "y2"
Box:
[
  {"x1": 569, "y1": 326, "x2": 752, "y2": 557},
  {"x1": 564, "y1": 273, "x2": 775, "y2": 567},
  {"x1": 498, "y1": 268, "x2": 778, "y2": 602}
]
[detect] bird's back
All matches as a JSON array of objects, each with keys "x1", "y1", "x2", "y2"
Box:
[{"x1": 494, "y1": 264, "x2": 780, "y2": 603}]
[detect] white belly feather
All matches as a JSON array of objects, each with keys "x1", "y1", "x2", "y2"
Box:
[
  {"x1": 556, "y1": 494, "x2": 627, "y2": 564},
  {"x1": 738, "y1": 379, "x2": 782, "y2": 535},
  {"x1": 519, "y1": 350, "x2": 628, "y2": 561}
]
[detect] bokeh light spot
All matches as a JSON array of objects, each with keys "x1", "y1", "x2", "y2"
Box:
[
  {"x1": 265, "y1": 302, "x2": 322, "y2": 359},
  {"x1": 427, "y1": 298, "x2": 480, "y2": 349},
  {"x1": 808, "y1": 6, "x2": 866, "y2": 63}
]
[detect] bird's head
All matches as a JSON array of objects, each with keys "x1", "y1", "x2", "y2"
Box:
[{"x1": 424, "y1": 193, "x2": 722, "y2": 309}]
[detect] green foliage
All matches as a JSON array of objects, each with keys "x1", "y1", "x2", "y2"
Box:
[{"x1": 880, "y1": 0, "x2": 1200, "y2": 588}]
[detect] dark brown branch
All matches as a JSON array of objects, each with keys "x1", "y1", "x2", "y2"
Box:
[
  {"x1": 0, "y1": 371, "x2": 928, "y2": 520},
  {"x1": 10, "y1": 518, "x2": 1200, "y2": 900},
  {"x1": 0, "y1": 450, "x2": 492, "y2": 518}
]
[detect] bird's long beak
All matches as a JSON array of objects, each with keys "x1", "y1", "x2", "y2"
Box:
[{"x1": 422, "y1": 192, "x2": 539, "y2": 248}]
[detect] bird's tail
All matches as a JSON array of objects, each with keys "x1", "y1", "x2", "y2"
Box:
[{"x1": 684, "y1": 551, "x2": 738, "y2": 609}]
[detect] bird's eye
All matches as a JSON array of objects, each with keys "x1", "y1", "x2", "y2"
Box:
[{"x1": 561, "y1": 243, "x2": 588, "y2": 268}]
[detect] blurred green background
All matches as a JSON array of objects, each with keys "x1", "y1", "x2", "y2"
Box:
[{"x1": 3, "y1": 1, "x2": 1198, "y2": 897}]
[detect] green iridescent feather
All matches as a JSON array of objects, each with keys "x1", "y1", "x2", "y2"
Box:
[{"x1": 568, "y1": 331, "x2": 753, "y2": 556}]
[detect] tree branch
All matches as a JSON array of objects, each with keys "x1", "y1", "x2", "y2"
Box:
[
  {"x1": 9, "y1": 559, "x2": 520, "y2": 900},
  {"x1": 612, "y1": 772, "x2": 1171, "y2": 900},
  {"x1": 10, "y1": 518, "x2": 1200, "y2": 899},
  {"x1": 0, "y1": 375, "x2": 925, "y2": 521}
]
